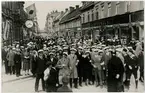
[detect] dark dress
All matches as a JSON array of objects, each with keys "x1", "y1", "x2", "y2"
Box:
[
  {"x1": 76, "y1": 51, "x2": 84, "y2": 85},
  {"x1": 45, "y1": 67, "x2": 57, "y2": 92},
  {"x1": 107, "y1": 55, "x2": 124, "y2": 92},
  {"x1": 82, "y1": 56, "x2": 92, "y2": 81}
]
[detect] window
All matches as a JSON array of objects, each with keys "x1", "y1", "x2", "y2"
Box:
[
  {"x1": 108, "y1": 2, "x2": 111, "y2": 17},
  {"x1": 127, "y1": 1, "x2": 130, "y2": 12},
  {"x1": 92, "y1": 10, "x2": 94, "y2": 21},
  {"x1": 116, "y1": 2, "x2": 120, "y2": 14},
  {"x1": 96, "y1": 11, "x2": 99, "y2": 20},
  {"x1": 88, "y1": 12, "x2": 90, "y2": 22},
  {"x1": 82, "y1": 14, "x2": 85, "y2": 23},
  {"x1": 96, "y1": 7, "x2": 99, "y2": 20},
  {"x1": 101, "y1": 5, "x2": 104, "y2": 18}
]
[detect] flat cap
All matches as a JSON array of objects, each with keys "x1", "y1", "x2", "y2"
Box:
[
  {"x1": 70, "y1": 48, "x2": 77, "y2": 51},
  {"x1": 38, "y1": 49, "x2": 43, "y2": 53}
]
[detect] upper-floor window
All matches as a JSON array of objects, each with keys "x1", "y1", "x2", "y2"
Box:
[
  {"x1": 95, "y1": 7, "x2": 99, "y2": 20},
  {"x1": 108, "y1": 2, "x2": 111, "y2": 17},
  {"x1": 126, "y1": 1, "x2": 130, "y2": 12},
  {"x1": 88, "y1": 12, "x2": 90, "y2": 22},
  {"x1": 101, "y1": 5, "x2": 104, "y2": 18},
  {"x1": 82, "y1": 14, "x2": 85, "y2": 23},
  {"x1": 92, "y1": 10, "x2": 94, "y2": 21},
  {"x1": 116, "y1": 1, "x2": 120, "y2": 15}
]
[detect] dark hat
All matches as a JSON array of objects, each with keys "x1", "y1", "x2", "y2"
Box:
[
  {"x1": 122, "y1": 48, "x2": 127, "y2": 52},
  {"x1": 46, "y1": 62, "x2": 54, "y2": 67},
  {"x1": 128, "y1": 48, "x2": 134, "y2": 54}
]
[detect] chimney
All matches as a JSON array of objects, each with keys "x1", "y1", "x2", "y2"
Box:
[
  {"x1": 65, "y1": 8, "x2": 68, "y2": 12},
  {"x1": 76, "y1": 5, "x2": 79, "y2": 9},
  {"x1": 69, "y1": 6, "x2": 74, "y2": 11}
]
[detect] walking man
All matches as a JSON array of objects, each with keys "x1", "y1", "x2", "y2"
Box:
[{"x1": 35, "y1": 50, "x2": 46, "y2": 92}]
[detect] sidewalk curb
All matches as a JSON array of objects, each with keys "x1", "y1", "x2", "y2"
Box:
[{"x1": 2, "y1": 75, "x2": 33, "y2": 83}]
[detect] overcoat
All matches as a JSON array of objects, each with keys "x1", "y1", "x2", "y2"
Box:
[
  {"x1": 68, "y1": 54, "x2": 78, "y2": 78},
  {"x1": 56, "y1": 57, "x2": 70, "y2": 77},
  {"x1": 6, "y1": 51, "x2": 15, "y2": 66},
  {"x1": 107, "y1": 55, "x2": 124, "y2": 92}
]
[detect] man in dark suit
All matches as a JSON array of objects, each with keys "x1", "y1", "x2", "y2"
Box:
[
  {"x1": 35, "y1": 50, "x2": 46, "y2": 92},
  {"x1": 44, "y1": 62, "x2": 58, "y2": 92},
  {"x1": 14, "y1": 49, "x2": 21, "y2": 77},
  {"x1": 76, "y1": 46, "x2": 84, "y2": 87},
  {"x1": 107, "y1": 51, "x2": 124, "y2": 92}
]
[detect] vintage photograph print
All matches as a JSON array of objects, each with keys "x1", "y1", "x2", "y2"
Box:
[{"x1": 1, "y1": 1, "x2": 144, "y2": 92}]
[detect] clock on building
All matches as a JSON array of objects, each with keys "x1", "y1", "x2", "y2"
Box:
[{"x1": 25, "y1": 20, "x2": 33, "y2": 28}]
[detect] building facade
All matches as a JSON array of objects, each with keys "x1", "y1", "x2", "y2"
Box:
[
  {"x1": 45, "y1": 10, "x2": 60, "y2": 37},
  {"x1": 59, "y1": 5, "x2": 81, "y2": 43},
  {"x1": 81, "y1": 1, "x2": 144, "y2": 43},
  {"x1": 2, "y1": 1, "x2": 28, "y2": 45},
  {"x1": 53, "y1": 11, "x2": 65, "y2": 37}
]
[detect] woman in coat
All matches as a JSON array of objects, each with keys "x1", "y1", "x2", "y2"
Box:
[
  {"x1": 68, "y1": 48, "x2": 78, "y2": 88},
  {"x1": 6, "y1": 48, "x2": 15, "y2": 75},
  {"x1": 56, "y1": 52, "x2": 70, "y2": 87}
]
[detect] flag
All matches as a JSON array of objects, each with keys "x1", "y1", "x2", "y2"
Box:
[
  {"x1": 3, "y1": 20, "x2": 8, "y2": 40},
  {"x1": 25, "y1": 3, "x2": 36, "y2": 19}
]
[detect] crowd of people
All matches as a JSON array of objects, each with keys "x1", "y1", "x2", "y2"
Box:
[{"x1": 2, "y1": 37, "x2": 144, "y2": 92}]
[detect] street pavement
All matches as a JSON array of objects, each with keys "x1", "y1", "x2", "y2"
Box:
[
  {"x1": 2, "y1": 75, "x2": 144, "y2": 93},
  {"x1": 2, "y1": 65, "x2": 144, "y2": 92}
]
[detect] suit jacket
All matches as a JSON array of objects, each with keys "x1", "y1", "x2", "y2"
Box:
[
  {"x1": 14, "y1": 53, "x2": 21, "y2": 64},
  {"x1": 36, "y1": 57, "x2": 46, "y2": 74},
  {"x1": 91, "y1": 52, "x2": 102, "y2": 70},
  {"x1": 68, "y1": 54, "x2": 78, "y2": 78},
  {"x1": 6, "y1": 51, "x2": 15, "y2": 66},
  {"x1": 76, "y1": 51, "x2": 84, "y2": 68},
  {"x1": 107, "y1": 56, "x2": 124, "y2": 82},
  {"x1": 2, "y1": 49, "x2": 7, "y2": 61}
]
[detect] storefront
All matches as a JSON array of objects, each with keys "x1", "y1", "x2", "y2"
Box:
[{"x1": 81, "y1": 10, "x2": 144, "y2": 44}]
